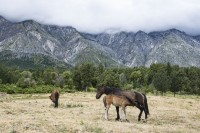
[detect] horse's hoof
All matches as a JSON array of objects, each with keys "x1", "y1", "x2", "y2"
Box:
[
  {"x1": 115, "y1": 118, "x2": 120, "y2": 121},
  {"x1": 142, "y1": 120, "x2": 147, "y2": 123},
  {"x1": 126, "y1": 119, "x2": 130, "y2": 122}
]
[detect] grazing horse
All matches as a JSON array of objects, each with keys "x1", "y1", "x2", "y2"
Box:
[
  {"x1": 96, "y1": 86, "x2": 149, "y2": 121},
  {"x1": 49, "y1": 90, "x2": 60, "y2": 108}
]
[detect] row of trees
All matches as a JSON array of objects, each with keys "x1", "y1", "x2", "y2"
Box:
[{"x1": 0, "y1": 62, "x2": 200, "y2": 96}]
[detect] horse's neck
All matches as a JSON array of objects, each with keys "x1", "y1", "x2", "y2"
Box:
[
  {"x1": 104, "y1": 87, "x2": 114, "y2": 95},
  {"x1": 105, "y1": 87, "x2": 122, "y2": 95}
]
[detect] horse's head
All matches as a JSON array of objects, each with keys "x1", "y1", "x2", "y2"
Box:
[{"x1": 96, "y1": 86, "x2": 106, "y2": 99}]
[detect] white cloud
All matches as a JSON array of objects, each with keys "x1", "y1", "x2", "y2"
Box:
[{"x1": 0, "y1": 0, "x2": 200, "y2": 35}]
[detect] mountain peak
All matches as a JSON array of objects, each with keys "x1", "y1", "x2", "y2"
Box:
[
  {"x1": 0, "y1": 16, "x2": 10, "y2": 23},
  {"x1": 136, "y1": 30, "x2": 147, "y2": 34},
  {"x1": 1, "y1": 17, "x2": 200, "y2": 68},
  {"x1": 167, "y1": 28, "x2": 186, "y2": 34}
]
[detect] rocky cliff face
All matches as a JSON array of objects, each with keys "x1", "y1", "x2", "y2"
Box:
[
  {"x1": 83, "y1": 29, "x2": 200, "y2": 67},
  {"x1": 1, "y1": 16, "x2": 200, "y2": 68}
]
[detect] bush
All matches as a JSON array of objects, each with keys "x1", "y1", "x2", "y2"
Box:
[
  {"x1": 87, "y1": 87, "x2": 96, "y2": 92},
  {"x1": 123, "y1": 84, "x2": 133, "y2": 90},
  {"x1": 7, "y1": 89, "x2": 15, "y2": 94},
  {"x1": 0, "y1": 84, "x2": 60, "y2": 94},
  {"x1": 17, "y1": 78, "x2": 36, "y2": 88},
  {"x1": 141, "y1": 84, "x2": 155, "y2": 94}
]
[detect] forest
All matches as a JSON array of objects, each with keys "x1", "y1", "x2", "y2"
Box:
[{"x1": 0, "y1": 62, "x2": 200, "y2": 96}]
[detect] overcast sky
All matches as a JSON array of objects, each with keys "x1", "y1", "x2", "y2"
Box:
[{"x1": 0, "y1": 0, "x2": 200, "y2": 35}]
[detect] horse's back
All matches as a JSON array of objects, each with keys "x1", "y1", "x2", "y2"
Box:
[
  {"x1": 122, "y1": 90, "x2": 145, "y2": 105},
  {"x1": 53, "y1": 90, "x2": 60, "y2": 99},
  {"x1": 50, "y1": 90, "x2": 60, "y2": 101},
  {"x1": 106, "y1": 95, "x2": 131, "y2": 107}
]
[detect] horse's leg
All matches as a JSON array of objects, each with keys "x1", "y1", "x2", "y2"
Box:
[
  {"x1": 139, "y1": 105, "x2": 148, "y2": 121},
  {"x1": 140, "y1": 102, "x2": 147, "y2": 120},
  {"x1": 136, "y1": 105, "x2": 143, "y2": 121},
  {"x1": 105, "y1": 105, "x2": 110, "y2": 120},
  {"x1": 144, "y1": 107, "x2": 148, "y2": 120},
  {"x1": 140, "y1": 102, "x2": 148, "y2": 120},
  {"x1": 55, "y1": 98, "x2": 58, "y2": 108},
  {"x1": 115, "y1": 106, "x2": 120, "y2": 120},
  {"x1": 138, "y1": 108, "x2": 143, "y2": 121},
  {"x1": 140, "y1": 104, "x2": 148, "y2": 121},
  {"x1": 122, "y1": 106, "x2": 129, "y2": 122}
]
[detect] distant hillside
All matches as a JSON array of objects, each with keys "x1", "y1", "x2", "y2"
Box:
[{"x1": 1, "y1": 16, "x2": 200, "y2": 69}]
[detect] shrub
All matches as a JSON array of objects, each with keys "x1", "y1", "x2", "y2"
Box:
[
  {"x1": 7, "y1": 89, "x2": 15, "y2": 94},
  {"x1": 123, "y1": 84, "x2": 133, "y2": 90},
  {"x1": 87, "y1": 87, "x2": 96, "y2": 92}
]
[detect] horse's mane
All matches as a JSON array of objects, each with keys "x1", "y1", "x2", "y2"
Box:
[{"x1": 104, "y1": 86, "x2": 123, "y2": 96}]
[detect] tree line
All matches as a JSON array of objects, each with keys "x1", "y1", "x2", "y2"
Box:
[{"x1": 0, "y1": 62, "x2": 200, "y2": 96}]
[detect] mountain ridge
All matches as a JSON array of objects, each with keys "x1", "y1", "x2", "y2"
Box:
[{"x1": 0, "y1": 16, "x2": 200, "y2": 68}]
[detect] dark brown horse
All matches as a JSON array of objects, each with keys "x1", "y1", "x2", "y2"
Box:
[
  {"x1": 96, "y1": 86, "x2": 149, "y2": 121},
  {"x1": 49, "y1": 90, "x2": 60, "y2": 108}
]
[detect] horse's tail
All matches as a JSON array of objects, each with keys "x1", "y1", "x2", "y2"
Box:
[{"x1": 143, "y1": 93, "x2": 150, "y2": 115}]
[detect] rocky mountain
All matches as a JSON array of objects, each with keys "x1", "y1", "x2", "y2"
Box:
[
  {"x1": 0, "y1": 16, "x2": 200, "y2": 68},
  {"x1": 82, "y1": 29, "x2": 200, "y2": 67},
  {"x1": 0, "y1": 16, "x2": 120, "y2": 69}
]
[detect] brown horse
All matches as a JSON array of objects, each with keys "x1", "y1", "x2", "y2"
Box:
[
  {"x1": 49, "y1": 90, "x2": 60, "y2": 108},
  {"x1": 96, "y1": 86, "x2": 149, "y2": 121},
  {"x1": 103, "y1": 94, "x2": 136, "y2": 121}
]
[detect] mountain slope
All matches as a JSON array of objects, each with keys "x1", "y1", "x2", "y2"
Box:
[
  {"x1": 83, "y1": 29, "x2": 200, "y2": 67},
  {"x1": 147, "y1": 29, "x2": 200, "y2": 67},
  {"x1": 1, "y1": 16, "x2": 200, "y2": 68},
  {"x1": 0, "y1": 16, "x2": 121, "y2": 68}
]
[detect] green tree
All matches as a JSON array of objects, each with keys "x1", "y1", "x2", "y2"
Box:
[
  {"x1": 130, "y1": 70, "x2": 142, "y2": 88},
  {"x1": 79, "y1": 62, "x2": 96, "y2": 90},
  {"x1": 73, "y1": 62, "x2": 96, "y2": 91},
  {"x1": 166, "y1": 62, "x2": 172, "y2": 76},
  {"x1": 73, "y1": 67, "x2": 82, "y2": 90},
  {"x1": 171, "y1": 68, "x2": 188, "y2": 96},
  {"x1": 0, "y1": 63, "x2": 17, "y2": 84},
  {"x1": 186, "y1": 67, "x2": 199, "y2": 94},
  {"x1": 17, "y1": 71, "x2": 36, "y2": 88},
  {"x1": 119, "y1": 73, "x2": 127, "y2": 87},
  {"x1": 43, "y1": 69, "x2": 53, "y2": 85},
  {"x1": 101, "y1": 69, "x2": 120, "y2": 87},
  {"x1": 32, "y1": 69, "x2": 44, "y2": 85},
  {"x1": 62, "y1": 71, "x2": 73, "y2": 89},
  {"x1": 51, "y1": 72, "x2": 58, "y2": 85},
  {"x1": 153, "y1": 69, "x2": 170, "y2": 95},
  {"x1": 95, "y1": 63, "x2": 105, "y2": 85},
  {"x1": 148, "y1": 63, "x2": 166, "y2": 85}
]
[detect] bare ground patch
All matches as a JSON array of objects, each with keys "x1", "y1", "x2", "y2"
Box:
[{"x1": 0, "y1": 93, "x2": 199, "y2": 133}]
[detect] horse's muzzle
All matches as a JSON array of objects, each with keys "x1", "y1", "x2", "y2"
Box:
[{"x1": 96, "y1": 94, "x2": 101, "y2": 99}]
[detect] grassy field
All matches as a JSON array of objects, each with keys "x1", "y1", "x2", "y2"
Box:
[{"x1": 0, "y1": 92, "x2": 200, "y2": 133}]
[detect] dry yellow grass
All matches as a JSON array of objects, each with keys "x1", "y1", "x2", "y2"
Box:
[{"x1": 0, "y1": 92, "x2": 200, "y2": 133}]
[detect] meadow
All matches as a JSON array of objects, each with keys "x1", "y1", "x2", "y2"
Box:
[{"x1": 0, "y1": 92, "x2": 200, "y2": 133}]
